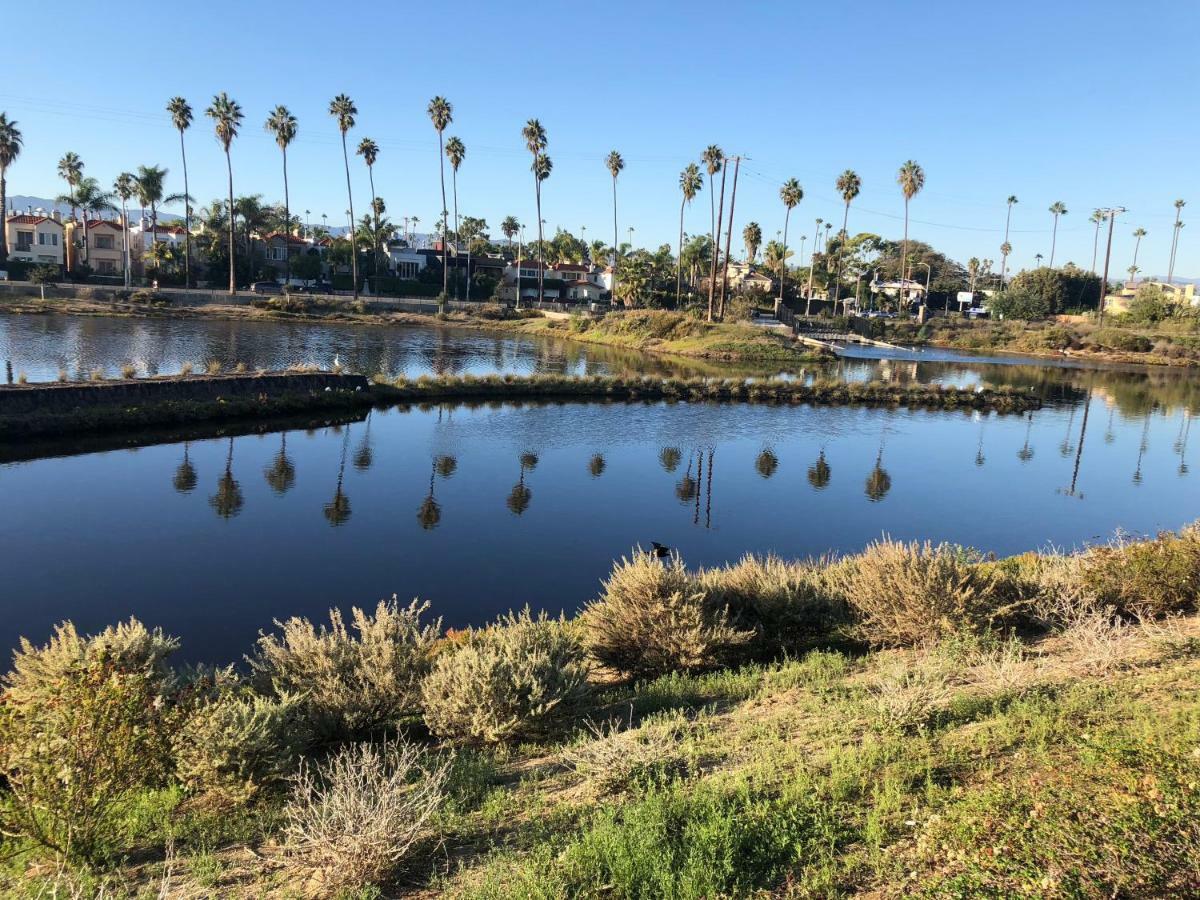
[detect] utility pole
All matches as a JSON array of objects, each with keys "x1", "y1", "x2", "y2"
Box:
[
  {"x1": 718, "y1": 155, "x2": 744, "y2": 321},
  {"x1": 1097, "y1": 207, "x2": 1125, "y2": 325}
]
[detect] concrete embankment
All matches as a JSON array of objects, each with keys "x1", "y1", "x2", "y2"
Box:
[{"x1": 0, "y1": 372, "x2": 371, "y2": 438}]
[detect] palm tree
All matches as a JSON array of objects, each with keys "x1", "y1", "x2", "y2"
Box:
[
  {"x1": 132, "y1": 166, "x2": 184, "y2": 260},
  {"x1": 1048, "y1": 201, "x2": 1067, "y2": 268},
  {"x1": 444, "y1": 135, "x2": 465, "y2": 296},
  {"x1": 1131, "y1": 227, "x2": 1147, "y2": 284},
  {"x1": 605, "y1": 150, "x2": 624, "y2": 301},
  {"x1": 173, "y1": 443, "x2": 198, "y2": 493},
  {"x1": 501, "y1": 215, "x2": 519, "y2": 256},
  {"x1": 265, "y1": 105, "x2": 298, "y2": 287},
  {"x1": 355, "y1": 136, "x2": 382, "y2": 278},
  {"x1": 56, "y1": 152, "x2": 84, "y2": 272},
  {"x1": 425, "y1": 97, "x2": 453, "y2": 304},
  {"x1": 209, "y1": 438, "x2": 244, "y2": 519},
  {"x1": 996, "y1": 196, "x2": 1017, "y2": 291},
  {"x1": 522, "y1": 119, "x2": 548, "y2": 303},
  {"x1": 805, "y1": 217, "x2": 823, "y2": 314},
  {"x1": 676, "y1": 163, "x2": 703, "y2": 306},
  {"x1": 264, "y1": 434, "x2": 296, "y2": 494},
  {"x1": 775, "y1": 178, "x2": 802, "y2": 313},
  {"x1": 701, "y1": 145, "x2": 724, "y2": 321},
  {"x1": 330, "y1": 94, "x2": 360, "y2": 301},
  {"x1": 72, "y1": 178, "x2": 116, "y2": 266},
  {"x1": 0, "y1": 113, "x2": 20, "y2": 269},
  {"x1": 1089, "y1": 209, "x2": 1106, "y2": 275},
  {"x1": 1168, "y1": 199, "x2": 1186, "y2": 285},
  {"x1": 833, "y1": 169, "x2": 861, "y2": 312},
  {"x1": 1035, "y1": 252, "x2": 1044, "y2": 268},
  {"x1": 896, "y1": 162, "x2": 925, "y2": 298},
  {"x1": 113, "y1": 173, "x2": 135, "y2": 287},
  {"x1": 205, "y1": 93, "x2": 244, "y2": 294},
  {"x1": 742, "y1": 221, "x2": 762, "y2": 265},
  {"x1": 807, "y1": 450, "x2": 831, "y2": 489},
  {"x1": 166, "y1": 98, "x2": 194, "y2": 286}
]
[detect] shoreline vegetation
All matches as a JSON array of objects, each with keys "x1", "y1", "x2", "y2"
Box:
[
  {"x1": 2, "y1": 526, "x2": 1199, "y2": 896},
  {"x1": 0, "y1": 372, "x2": 1041, "y2": 440}
]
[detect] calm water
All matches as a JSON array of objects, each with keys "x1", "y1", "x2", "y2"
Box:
[{"x1": 1, "y1": 314, "x2": 1198, "y2": 663}]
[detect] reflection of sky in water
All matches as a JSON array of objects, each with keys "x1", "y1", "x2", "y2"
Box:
[{"x1": 2, "y1": 394, "x2": 1195, "y2": 665}]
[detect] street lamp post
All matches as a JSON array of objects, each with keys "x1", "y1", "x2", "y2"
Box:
[{"x1": 920, "y1": 262, "x2": 932, "y2": 316}]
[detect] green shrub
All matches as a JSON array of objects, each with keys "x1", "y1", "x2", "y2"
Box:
[
  {"x1": 833, "y1": 540, "x2": 1019, "y2": 647},
  {"x1": 4, "y1": 618, "x2": 179, "y2": 705},
  {"x1": 29, "y1": 264, "x2": 61, "y2": 285},
  {"x1": 421, "y1": 608, "x2": 591, "y2": 744},
  {"x1": 0, "y1": 658, "x2": 176, "y2": 866},
  {"x1": 172, "y1": 677, "x2": 304, "y2": 803},
  {"x1": 249, "y1": 597, "x2": 440, "y2": 741},
  {"x1": 1091, "y1": 328, "x2": 1152, "y2": 353},
  {"x1": 697, "y1": 554, "x2": 845, "y2": 655},
  {"x1": 561, "y1": 710, "x2": 694, "y2": 796},
  {"x1": 1080, "y1": 533, "x2": 1200, "y2": 619},
  {"x1": 581, "y1": 552, "x2": 753, "y2": 677}
]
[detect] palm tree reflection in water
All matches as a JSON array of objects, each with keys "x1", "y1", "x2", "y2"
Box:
[
  {"x1": 210, "y1": 437, "x2": 244, "y2": 519},
  {"x1": 323, "y1": 427, "x2": 352, "y2": 526},
  {"x1": 173, "y1": 442, "x2": 198, "y2": 494}
]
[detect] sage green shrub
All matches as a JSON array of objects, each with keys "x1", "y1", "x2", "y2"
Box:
[
  {"x1": 172, "y1": 677, "x2": 304, "y2": 803},
  {"x1": 698, "y1": 554, "x2": 845, "y2": 655},
  {"x1": 581, "y1": 552, "x2": 753, "y2": 677},
  {"x1": 421, "y1": 608, "x2": 591, "y2": 744},
  {"x1": 249, "y1": 597, "x2": 440, "y2": 740},
  {"x1": 1080, "y1": 532, "x2": 1200, "y2": 619}
]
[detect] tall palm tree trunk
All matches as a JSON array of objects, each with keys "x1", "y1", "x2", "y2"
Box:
[
  {"x1": 341, "y1": 133, "x2": 359, "y2": 302},
  {"x1": 805, "y1": 221, "x2": 820, "y2": 316},
  {"x1": 676, "y1": 196, "x2": 685, "y2": 307},
  {"x1": 718, "y1": 156, "x2": 741, "y2": 321},
  {"x1": 611, "y1": 174, "x2": 619, "y2": 304},
  {"x1": 0, "y1": 169, "x2": 7, "y2": 268},
  {"x1": 438, "y1": 133, "x2": 449, "y2": 301},
  {"x1": 1132, "y1": 234, "x2": 1143, "y2": 278},
  {"x1": 779, "y1": 207, "x2": 791, "y2": 311},
  {"x1": 179, "y1": 130, "x2": 191, "y2": 287},
  {"x1": 119, "y1": 197, "x2": 129, "y2": 288},
  {"x1": 834, "y1": 202, "x2": 850, "y2": 312},
  {"x1": 707, "y1": 165, "x2": 727, "y2": 321},
  {"x1": 367, "y1": 164, "x2": 379, "y2": 279},
  {"x1": 901, "y1": 200, "x2": 910, "y2": 307},
  {"x1": 282, "y1": 147, "x2": 292, "y2": 288},
  {"x1": 224, "y1": 150, "x2": 236, "y2": 294},
  {"x1": 1050, "y1": 215, "x2": 1059, "y2": 268},
  {"x1": 1169, "y1": 225, "x2": 1181, "y2": 285},
  {"x1": 451, "y1": 167, "x2": 459, "y2": 298},
  {"x1": 534, "y1": 176, "x2": 544, "y2": 304}
]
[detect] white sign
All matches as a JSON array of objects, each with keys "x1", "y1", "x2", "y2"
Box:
[{"x1": 956, "y1": 291, "x2": 974, "y2": 305}]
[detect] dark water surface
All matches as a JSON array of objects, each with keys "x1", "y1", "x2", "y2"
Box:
[{"x1": 2, "y1": 314, "x2": 1198, "y2": 663}]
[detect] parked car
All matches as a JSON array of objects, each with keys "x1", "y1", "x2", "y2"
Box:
[
  {"x1": 249, "y1": 281, "x2": 282, "y2": 295},
  {"x1": 294, "y1": 281, "x2": 333, "y2": 294}
]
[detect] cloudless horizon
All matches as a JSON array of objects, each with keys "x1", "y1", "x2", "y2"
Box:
[{"x1": 3, "y1": 0, "x2": 1197, "y2": 278}]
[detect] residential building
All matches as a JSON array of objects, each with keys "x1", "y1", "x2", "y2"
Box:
[
  {"x1": 78, "y1": 220, "x2": 126, "y2": 275},
  {"x1": 696, "y1": 261, "x2": 775, "y2": 294},
  {"x1": 1105, "y1": 279, "x2": 1197, "y2": 315},
  {"x1": 4, "y1": 211, "x2": 65, "y2": 266},
  {"x1": 386, "y1": 241, "x2": 428, "y2": 279},
  {"x1": 263, "y1": 232, "x2": 308, "y2": 266}
]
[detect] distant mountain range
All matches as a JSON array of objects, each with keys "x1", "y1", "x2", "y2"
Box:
[{"x1": 6, "y1": 195, "x2": 183, "y2": 223}]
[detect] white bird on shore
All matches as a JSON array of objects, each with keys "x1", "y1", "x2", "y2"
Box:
[{"x1": 333, "y1": 353, "x2": 341, "y2": 370}]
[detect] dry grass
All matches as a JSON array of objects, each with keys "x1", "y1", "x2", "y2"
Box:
[
  {"x1": 120, "y1": 363, "x2": 137, "y2": 380},
  {"x1": 180, "y1": 362, "x2": 194, "y2": 376},
  {"x1": 282, "y1": 739, "x2": 448, "y2": 894},
  {"x1": 561, "y1": 709, "x2": 694, "y2": 796},
  {"x1": 204, "y1": 360, "x2": 222, "y2": 376}
]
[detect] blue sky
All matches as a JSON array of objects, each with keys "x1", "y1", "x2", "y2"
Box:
[{"x1": 3, "y1": 0, "x2": 1197, "y2": 277}]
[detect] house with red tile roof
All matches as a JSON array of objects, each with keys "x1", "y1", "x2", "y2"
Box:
[{"x1": 4, "y1": 212, "x2": 65, "y2": 266}]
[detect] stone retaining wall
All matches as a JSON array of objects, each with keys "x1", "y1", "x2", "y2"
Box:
[{"x1": 0, "y1": 372, "x2": 368, "y2": 416}]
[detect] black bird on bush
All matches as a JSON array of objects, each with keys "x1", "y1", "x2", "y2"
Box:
[{"x1": 650, "y1": 541, "x2": 671, "y2": 558}]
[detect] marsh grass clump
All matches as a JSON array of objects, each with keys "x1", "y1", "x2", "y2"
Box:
[
  {"x1": 204, "y1": 360, "x2": 222, "y2": 376},
  {"x1": 89, "y1": 367, "x2": 105, "y2": 382},
  {"x1": 57, "y1": 369, "x2": 68, "y2": 382},
  {"x1": 833, "y1": 539, "x2": 1022, "y2": 648},
  {"x1": 698, "y1": 554, "x2": 846, "y2": 655},
  {"x1": 119, "y1": 363, "x2": 137, "y2": 380},
  {"x1": 582, "y1": 552, "x2": 753, "y2": 677},
  {"x1": 172, "y1": 678, "x2": 304, "y2": 803},
  {"x1": 180, "y1": 362, "x2": 194, "y2": 376},
  {"x1": 421, "y1": 608, "x2": 591, "y2": 745},
  {"x1": 281, "y1": 739, "x2": 449, "y2": 893},
  {"x1": 249, "y1": 597, "x2": 440, "y2": 741}
]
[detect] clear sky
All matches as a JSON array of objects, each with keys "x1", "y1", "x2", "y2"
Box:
[{"x1": 3, "y1": 0, "x2": 1197, "y2": 278}]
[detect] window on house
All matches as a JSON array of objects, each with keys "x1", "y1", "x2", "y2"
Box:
[
  {"x1": 38, "y1": 232, "x2": 46, "y2": 245},
  {"x1": 96, "y1": 236, "x2": 114, "y2": 250},
  {"x1": 16, "y1": 231, "x2": 33, "y2": 251}
]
